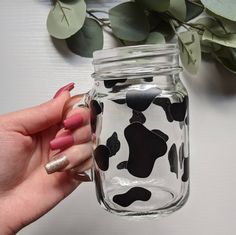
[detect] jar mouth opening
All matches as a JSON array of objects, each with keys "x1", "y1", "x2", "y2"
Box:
[
  {"x1": 92, "y1": 44, "x2": 181, "y2": 81},
  {"x1": 93, "y1": 44, "x2": 179, "y2": 65}
]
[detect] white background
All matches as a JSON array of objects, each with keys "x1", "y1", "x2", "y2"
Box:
[{"x1": 1, "y1": 1, "x2": 236, "y2": 234}]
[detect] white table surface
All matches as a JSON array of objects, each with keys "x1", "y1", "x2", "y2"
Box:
[{"x1": 1, "y1": 1, "x2": 236, "y2": 234}]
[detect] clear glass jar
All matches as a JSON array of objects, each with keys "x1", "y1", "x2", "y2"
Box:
[{"x1": 89, "y1": 44, "x2": 190, "y2": 218}]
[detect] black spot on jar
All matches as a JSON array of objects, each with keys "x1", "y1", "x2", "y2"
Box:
[
  {"x1": 113, "y1": 187, "x2": 152, "y2": 207},
  {"x1": 153, "y1": 96, "x2": 188, "y2": 122},
  {"x1": 94, "y1": 145, "x2": 110, "y2": 171},
  {"x1": 124, "y1": 122, "x2": 167, "y2": 178},
  {"x1": 182, "y1": 157, "x2": 189, "y2": 182},
  {"x1": 171, "y1": 96, "x2": 188, "y2": 122},
  {"x1": 112, "y1": 98, "x2": 126, "y2": 104},
  {"x1": 117, "y1": 161, "x2": 127, "y2": 170},
  {"x1": 168, "y1": 144, "x2": 178, "y2": 178},
  {"x1": 143, "y1": 77, "x2": 153, "y2": 82},
  {"x1": 104, "y1": 79, "x2": 127, "y2": 88},
  {"x1": 106, "y1": 132, "x2": 121, "y2": 157},
  {"x1": 95, "y1": 132, "x2": 121, "y2": 171},
  {"x1": 185, "y1": 113, "x2": 189, "y2": 126},
  {"x1": 90, "y1": 100, "x2": 103, "y2": 133},
  {"x1": 153, "y1": 97, "x2": 173, "y2": 122},
  {"x1": 129, "y1": 110, "x2": 146, "y2": 124},
  {"x1": 179, "y1": 143, "x2": 184, "y2": 169},
  {"x1": 126, "y1": 88, "x2": 161, "y2": 112},
  {"x1": 90, "y1": 100, "x2": 103, "y2": 115}
]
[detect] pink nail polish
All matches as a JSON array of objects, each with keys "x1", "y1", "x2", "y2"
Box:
[
  {"x1": 53, "y1": 82, "x2": 75, "y2": 99},
  {"x1": 63, "y1": 113, "x2": 84, "y2": 130},
  {"x1": 50, "y1": 135, "x2": 74, "y2": 150}
]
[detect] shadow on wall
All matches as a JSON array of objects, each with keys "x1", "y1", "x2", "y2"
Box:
[
  {"x1": 183, "y1": 57, "x2": 236, "y2": 98},
  {"x1": 50, "y1": 37, "x2": 93, "y2": 67}
]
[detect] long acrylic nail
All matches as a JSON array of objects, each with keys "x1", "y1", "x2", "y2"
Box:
[
  {"x1": 50, "y1": 135, "x2": 74, "y2": 150},
  {"x1": 45, "y1": 156, "x2": 69, "y2": 174},
  {"x1": 63, "y1": 113, "x2": 84, "y2": 130},
  {"x1": 53, "y1": 82, "x2": 75, "y2": 99}
]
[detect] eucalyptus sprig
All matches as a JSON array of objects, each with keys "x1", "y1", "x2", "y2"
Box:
[{"x1": 47, "y1": 0, "x2": 236, "y2": 75}]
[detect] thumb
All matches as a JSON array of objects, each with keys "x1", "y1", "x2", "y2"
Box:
[{"x1": 4, "y1": 91, "x2": 71, "y2": 135}]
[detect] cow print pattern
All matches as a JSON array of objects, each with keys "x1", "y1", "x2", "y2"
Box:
[
  {"x1": 104, "y1": 79, "x2": 127, "y2": 88},
  {"x1": 129, "y1": 110, "x2": 146, "y2": 124},
  {"x1": 126, "y1": 88, "x2": 161, "y2": 112},
  {"x1": 143, "y1": 77, "x2": 153, "y2": 82},
  {"x1": 106, "y1": 132, "x2": 121, "y2": 157},
  {"x1": 179, "y1": 143, "x2": 184, "y2": 169},
  {"x1": 123, "y1": 122, "x2": 167, "y2": 178},
  {"x1": 94, "y1": 132, "x2": 121, "y2": 171},
  {"x1": 90, "y1": 100, "x2": 103, "y2": 133},
  {"x1": 94, "y1": 84, "x2": 189, "y2": 208},
  {"x1": 113, "y1": 187, "x2": 152, "y2": 207},
  {"x1": 153, "y1": 96, "x2": 188, "y2": 122},
  {"x1": 94, "y1": 145, "x2": 110, "y2": 171},
  {"x1": 168, "y1": 144, "x2": 178, "y2": 178},
  {"x1": 182, "y1": 157, "x2": 189, "y2": 182},
  {"x1": 111, "y1": 87, "x2": 161, "y2": 112}
]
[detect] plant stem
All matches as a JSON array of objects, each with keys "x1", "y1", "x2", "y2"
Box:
[
  {"x1": 87, "y1": 10, "x2": 111, "y2": 28},
  {"x1": 86, "y1": 10, "x2": 126, "y2": 46},
  {"x1": 186, "y1": 0, "x2": 205, "y2": 9},
  {"x1": 169, "y1": 19, "x2": 178, "y2": 33},
  {"x1": 88, "y1": 9, "x2": 109, "y2": 14},
  {"x1": 166, "y1": 13, "x2": 204, "y2": 32}
]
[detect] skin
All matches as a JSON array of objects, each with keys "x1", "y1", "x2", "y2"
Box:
[{"x1": 0, "y1": 91, "x2": 93, "y2": 234}]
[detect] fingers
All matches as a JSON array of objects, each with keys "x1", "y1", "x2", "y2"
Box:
[
  {"x1": 45, "y1": 95, "x2": 94, "y2": 177},
  {"x1": 50, "y1": 124, "x2": 92, "y2": 150},
  {"x1": 45, "y1": 142, "x2": 93, "y2": 174},
  {"x1": 63, "y1": 107, "x2": 90, "y2": 129},
  {"x1": 50, "y1": 106, "x2": 91, "y2": 150}
]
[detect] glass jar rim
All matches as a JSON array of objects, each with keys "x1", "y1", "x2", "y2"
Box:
[
  {"x1": 92, "y1": 44, "x2": 181, "y2": 80},
  {"x1": 93, "y1": 44, "x2": 179, "y2": 65}
]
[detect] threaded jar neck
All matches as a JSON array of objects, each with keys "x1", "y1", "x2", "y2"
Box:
[{"x1": 92, "y1": 44, "x2": 182, "y2": 81}]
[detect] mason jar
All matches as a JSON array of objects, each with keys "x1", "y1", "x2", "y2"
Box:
[{"x1": 85, "y1": 44, "x2": 190, "y2": 218}]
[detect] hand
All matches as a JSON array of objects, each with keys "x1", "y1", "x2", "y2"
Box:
[{"x1": 0, "y1": 83, "x2": 93, "y2": 234}]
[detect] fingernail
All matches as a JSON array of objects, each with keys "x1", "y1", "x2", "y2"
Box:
[
  {"x1": 50, "y1": 135, "x2": 74, "y2": 150},
  {"x1": 45, "y1": 156, "x2": 69, "y2": 174},
  {"x1": 63, "y1": 113, "x2": 84, "y2": 130},
  {"x1": 53, "y1": 82, "x2": 75, "y2": 99}
]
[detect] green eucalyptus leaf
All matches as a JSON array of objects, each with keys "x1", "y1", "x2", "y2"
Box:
[
  {"x1": 201, "y1": 0, "x2": 236, "y2": 22},
  {"x1": 47, "y1": 0, "x2": 86, "y2": 39},
  {"x1": 178, "y1": 30, "x2": 201, "y2": 74},
  {"x1": 169, "y1": 0, "x2": 187, "y2": 22},
  {"x1": 135, "y1": 0, "x2": 170, "y2": 12},
  {"x1": 109, "y1": 2, "x2": 149, "y2": 41},
  {"x1": 206, "y1": 9, "x2": 236, "y2": 34},
  {"x1": 202, "y1": 30, "x2": 236, "y2": 48},
  {"x1": 200, "y1": 43, "x2": 221, "y2": 54},
  {"x1": 194, "y1": 17, "x2": 225, "y2": 35},
  {"x1": 66, "y1": 18, "x2": 103, "y2": 58},
  {"x1": 213, "y1": 46, "x2": 236, "y2": 73},
  {"x1": 145, "y1": 32, "x2": 166, "y2": 44},
  {"x1": 193, "y1": 17, "x2": 222, "y2": 53},
  {"x1": 185, "y1": 0, "x2": 203, "y2": 21}
]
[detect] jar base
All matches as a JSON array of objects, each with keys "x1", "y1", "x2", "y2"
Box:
[{"x1": 97, "y1": 184, "x2": 189, "y2": 219}]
